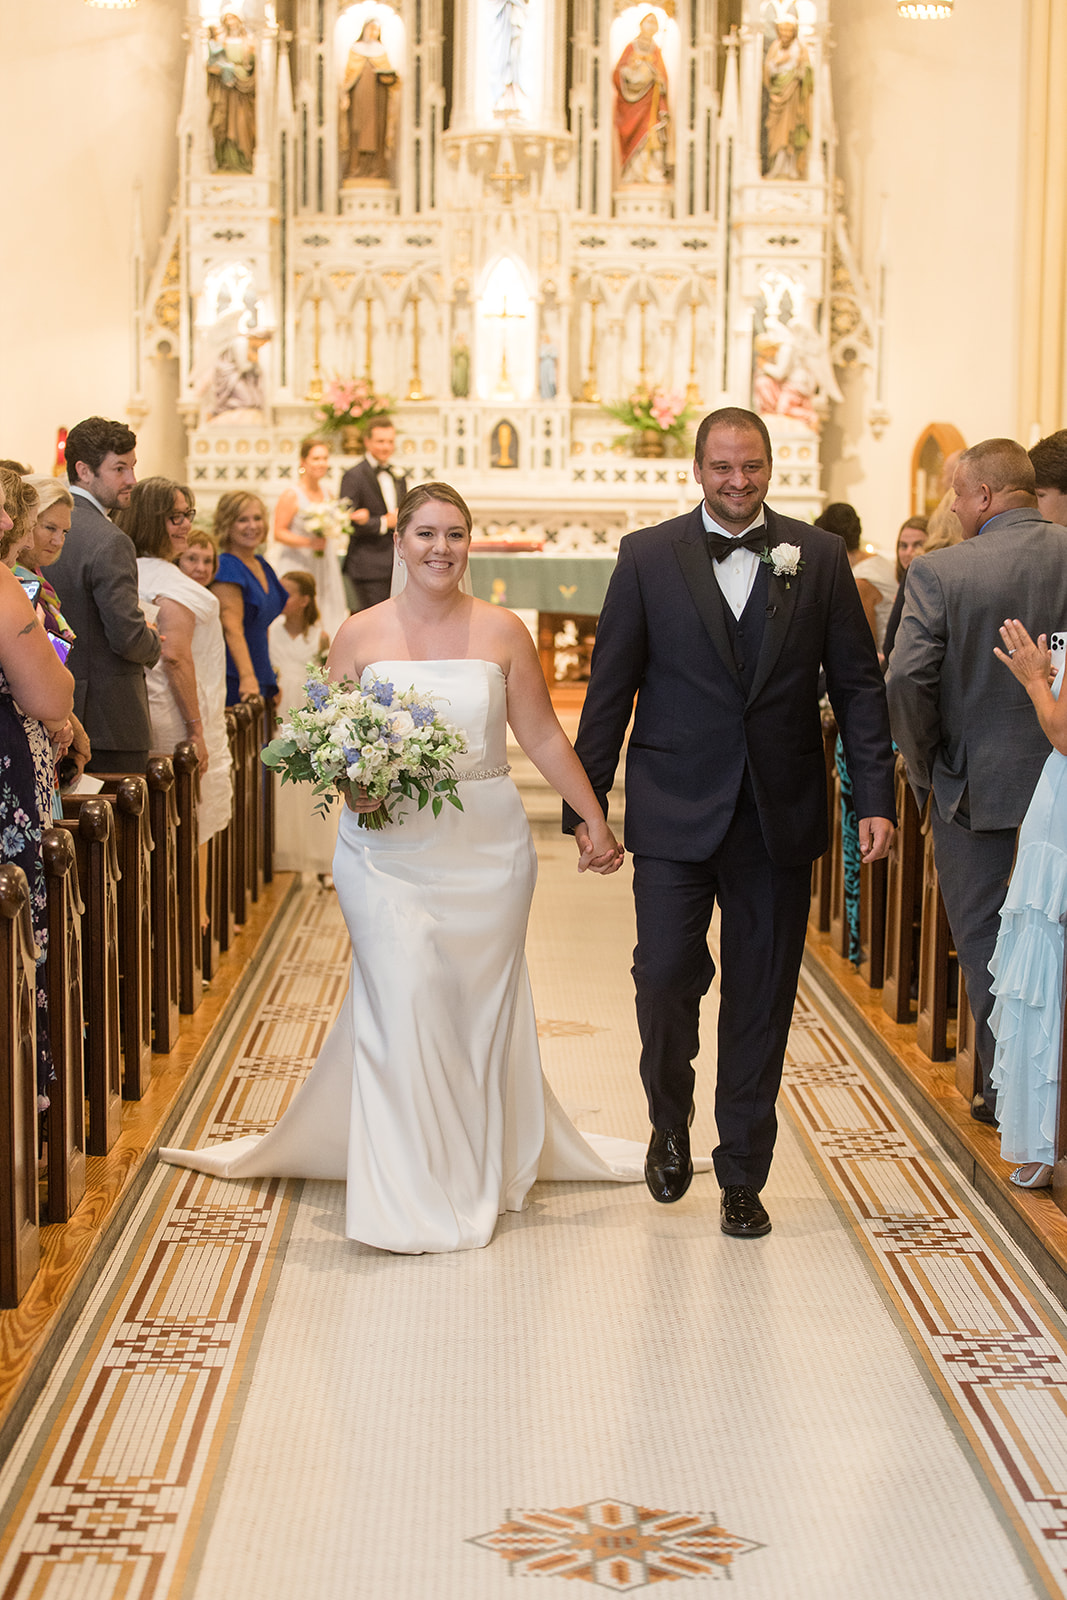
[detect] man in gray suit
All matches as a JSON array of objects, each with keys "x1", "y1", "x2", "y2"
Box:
[
  {"x1": 887, "y1": 438, "x2": 1067, "y2": 1122},
  {"x1": 48, "y1": 416, "x2": 160, "y2": 773}
]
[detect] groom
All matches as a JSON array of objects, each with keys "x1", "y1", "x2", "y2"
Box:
[{"x1": 565, "y1": 407, "x2": 895, "y2": 1236}]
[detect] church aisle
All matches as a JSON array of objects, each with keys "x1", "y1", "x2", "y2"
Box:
[{"x1": 0, "y1": 841, "x2": 1064, "y2": 1599}]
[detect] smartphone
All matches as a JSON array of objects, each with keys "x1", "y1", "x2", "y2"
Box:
[
  {"x1": 50, "y1": 635, "x2": 73, "y2": 666},
  {"x1": 1051, "y1": 631, "x2": 1066, "y2": 694},
  {"x1": 18, "y1": 577, "x2": 41, "y2": 606}
]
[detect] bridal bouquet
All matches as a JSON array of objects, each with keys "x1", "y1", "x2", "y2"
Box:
[
  {"x1": 301, "y1": 497, "x2": 354, "y2": 545},
  {"x1": 261, "y1": 667, "x2": 467, "y2": 830}
]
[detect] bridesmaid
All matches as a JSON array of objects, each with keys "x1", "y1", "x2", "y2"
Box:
[
  {"x1": 272, "y1": 437, "x2": 349, "y2": 637},
  {"x1": 268, "y1": 570, "x2": 337, "y2": 886}
]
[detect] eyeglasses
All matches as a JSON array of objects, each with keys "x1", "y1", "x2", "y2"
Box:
[{"x1": 167, "y1": 511, "x2": 195, "y2": 526}]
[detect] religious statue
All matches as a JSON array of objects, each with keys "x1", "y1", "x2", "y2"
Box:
[
  {"x1": 753, "y1": 312, "x2": 838, "y2": 431},
  {"x1": 451, "y1": 332, "x2": 471, "y2": 398},
  {"x1": 761, "y1": 18, "x2": 813, "y2": 180},
  {"x1": 340, "y1": 19, "x2": 400, "y2": 183},
  {"x1": 613, "y1": 13, "x2": 671, "y2": 187},
  {"x1": 538, "y1": 332, "x2": 558, "y2": 400},
  {"x1": 489, "y1": 0, "x2": 529, "y2": 120},
  {"x1": 207, "y1": 13, "x2": 256, "y2": 174}
]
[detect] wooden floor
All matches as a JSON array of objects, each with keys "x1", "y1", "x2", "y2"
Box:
[{"x1": 0, "y1": 874, "x2": 298, "y2": 1458}]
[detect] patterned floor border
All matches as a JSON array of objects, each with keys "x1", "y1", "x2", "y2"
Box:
[
  {"x1": 785, "y1": 974, "x2": 1067, "y2": 1600},
  {"x1": 0, "y1": 891, "x2": 350, "y2": 1600},
  {"x1": 2, "y1": 886, "x2": 1067, "y2": 1596}
]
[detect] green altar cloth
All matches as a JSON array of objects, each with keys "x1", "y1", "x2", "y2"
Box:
[{"x1": 467, "y1": 552, "x2": 618, "y2": 614}]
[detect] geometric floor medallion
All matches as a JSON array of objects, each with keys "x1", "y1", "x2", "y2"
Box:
[{"x1": 468, "y1": 1499, "x2": 762, "y2": 1588}]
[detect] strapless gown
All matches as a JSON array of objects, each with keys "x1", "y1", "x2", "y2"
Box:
[{"x1": 161, "y1": 660, "x2": 700, "y2": 1253}]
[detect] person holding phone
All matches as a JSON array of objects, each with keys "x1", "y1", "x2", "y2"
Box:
[{"x1": 987, "y1": 620, "x2": 1067, "y2": 1187}]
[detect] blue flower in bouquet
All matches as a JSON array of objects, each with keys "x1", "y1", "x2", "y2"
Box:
[
  {"x1": 305, "y1": 678, "x2": 330, "y2": 710},
  {"x1": 370, "y1": 680, "x2": 394, "y2": 707},
  {"x1": 411, "y1": 704, "x2": 435, "y2": 728}
]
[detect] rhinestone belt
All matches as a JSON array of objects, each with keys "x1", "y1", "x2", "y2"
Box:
[{"x1": 457, "y1": 764, "x2": 511, "y2": 781}]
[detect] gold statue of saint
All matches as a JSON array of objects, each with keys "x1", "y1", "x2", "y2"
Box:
[{"x1": 340, "y1": 20, "x2": 400, "y2": 183}]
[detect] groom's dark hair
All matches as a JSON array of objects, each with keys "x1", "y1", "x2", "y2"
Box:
[{"x1": 694, "y1": 407, "x2": 772, "y2": 468}]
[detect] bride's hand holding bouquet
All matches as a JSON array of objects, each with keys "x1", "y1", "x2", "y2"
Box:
[{"x1": 262, "y1": 665, "x2": 468, "y2": 830}]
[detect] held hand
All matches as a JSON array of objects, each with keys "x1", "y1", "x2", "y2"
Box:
[
  {"x1": 238, "y1": 673, "x2": 259, "y2": 702},
  {"x1": 385, "y1": 509, "x2": 398, "y2": 531},
  {"x1": 352, "y1": 508, "x2": 370, "y2": 526},
  {"x1": 576, "y1": 818, "x2": 625, "y2": 875},
  {"x1": 858, "y1": 816, "x2": 895, "y2": 863},
  {"x1": 191, "y1": 729, "x2": 210, "y2": 775},
  {"x1": 50, "y1": 720, "x2": 74, "y2": 759},
  {"x1": 994, "y1": 619, "x2": 1053, "y2": 688}
]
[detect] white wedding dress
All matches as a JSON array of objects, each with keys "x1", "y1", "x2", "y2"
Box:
[{"x1": 161, "y1": 660, "x2": 695, "y2": 1253}]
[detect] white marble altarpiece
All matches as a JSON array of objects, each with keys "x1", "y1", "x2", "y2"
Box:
[{"x1": 138, "y1": 0, "x2": 877, "y2": 549}]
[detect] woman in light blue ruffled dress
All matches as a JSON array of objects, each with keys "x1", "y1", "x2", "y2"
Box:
[{"x1": 988, "y1": 617, "x2": 1067, "y2": 1188}]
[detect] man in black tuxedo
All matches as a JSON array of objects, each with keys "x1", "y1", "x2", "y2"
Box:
[
  {"x1": 339, "y1": 419, "x2": 410, "y2": 611},
  {"x1": 48, "y1": 415, "x2": 160, "y2": 773},
  {"x1": 565, "y1": 407, "x2": 895, "y2": 1236}
]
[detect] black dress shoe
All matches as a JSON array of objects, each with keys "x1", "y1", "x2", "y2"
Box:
[
  {"x1": 645, "y1": 1125, "x2": 693, "y2": 1203},
  {"x1": 970, "y1": 1093, "x2": 998, "y2": 1126},
  {"x1": 720, "y1": 1185, "x2": 771, "y2": 1237}
]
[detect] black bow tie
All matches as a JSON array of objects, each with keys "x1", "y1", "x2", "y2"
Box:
[
  {"x1": 375, "y1": 464, "x2": 393, "y2": 478},
  {"x1": 705, "y1": 526, "x2": 767, "y2": 563}
]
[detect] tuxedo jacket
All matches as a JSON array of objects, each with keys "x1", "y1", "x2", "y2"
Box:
[
  {"x1": 47, "y1": 495, "x2": 161, "y2": 753},
  {"x1": 887, "y1": 508, "x2": 1067, "y2": 830},
  {"x1": 339, "y1": 458, "x2": 410, "y2": 586},
  {"x1": 567, "y1": 503, "x2": 895, "y2": 866}
]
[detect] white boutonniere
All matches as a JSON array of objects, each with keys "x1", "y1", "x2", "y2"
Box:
[{"x1": 760, "y1": 542, "x2": 804, "y2": 589}]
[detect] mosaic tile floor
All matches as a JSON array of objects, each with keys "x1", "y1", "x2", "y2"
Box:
[{"x1": 1, "y1": 837, "x2": 1065, "y2": 1598}]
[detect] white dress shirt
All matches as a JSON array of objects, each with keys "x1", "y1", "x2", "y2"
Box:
[
  {"x1": 374, "y1": 463, "x2": 398, "y2": 514},
  {"x1": 700, "y1": 502, "x2": 766, "y2": 620}
]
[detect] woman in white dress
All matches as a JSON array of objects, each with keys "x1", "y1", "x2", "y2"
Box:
[
  {"x1": 272, "y1": 437, "x2": 349, "y2": 638},
  {"x1": 117, "y1": 478, "x2": 233, "y2": 930},
  {"x1": 162, "y1": 483, "x2": 707, "y2": 1253},
  {"x1": 268, "y1": 569, "x2": 338, "y2": 883},
  {"x1": 988, "y1": 617, "x2": 1067, "y2": 1189}
]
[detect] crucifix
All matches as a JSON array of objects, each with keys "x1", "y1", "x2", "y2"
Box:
[
  {"x1": 686, "y1": 287, "x2": 702, "y2": 406},
  {"x1": 581, "y1": 292, "x2": 600, "y2": 404},
  {"x1": 637, "y1": 294, "x2": 650, "y2": 388},
  {"x1": 485, "y1": 297, "x2": 525, "y2": 395},
  {"x1": 488, "y1": 161, "x2": 525, "y2": 205}
]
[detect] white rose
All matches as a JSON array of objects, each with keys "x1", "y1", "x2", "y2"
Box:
[{"x1": 389, "y1": 710, "x2": 415, "y2": 739}]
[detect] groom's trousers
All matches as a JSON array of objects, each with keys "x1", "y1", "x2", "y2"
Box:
[{"x1": 631, "y1": 790, "x2": 811, "y2": 1191}]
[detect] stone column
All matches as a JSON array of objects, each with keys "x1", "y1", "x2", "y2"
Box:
[{"x1": 1018, "y1": 0, "x2": 1067, "y2": 440}]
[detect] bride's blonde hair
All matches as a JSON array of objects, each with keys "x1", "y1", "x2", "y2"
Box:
[{"x1": 395, "y1": 482, "x2": 472, "y2": 539}]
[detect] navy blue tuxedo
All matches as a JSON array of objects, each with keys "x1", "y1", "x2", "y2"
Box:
[{"x1": 567, "y1": 500, "x2": 895, "y2": 1188}]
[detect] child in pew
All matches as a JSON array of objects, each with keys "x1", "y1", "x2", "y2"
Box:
[{"x1": 267, "y1": 571, "x2": 338, "y2": 888}]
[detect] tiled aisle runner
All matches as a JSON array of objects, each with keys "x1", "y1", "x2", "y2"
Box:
[
  {"x1": 781, "y1": 989, "x2": 1067, "y2": 1589},
  {"x1": 0, "y1": 876, "x2": 1065, "y2": 1597}
]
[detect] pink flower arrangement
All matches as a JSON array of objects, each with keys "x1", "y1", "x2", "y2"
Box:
[
  {"x1": 316, "y1": 378, "x2": 391, "y2": 434},
  {"x1": 603, "y1": 384, "x2": 695, "y2": 454},
  {"x1": 650, "y1": 389, "x2": 687, "y2": 429}
]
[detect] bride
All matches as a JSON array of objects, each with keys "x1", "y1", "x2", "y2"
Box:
[{"x1": 161, "y1": 483, "x2": 691, "y2": 1253}]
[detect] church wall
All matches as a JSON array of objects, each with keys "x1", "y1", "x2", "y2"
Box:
[
  {"x1": 824, "y1": 0, "x2": 1024, "y2": 552},
  {"x1": 0, "y1": 0, "x2": 185, "y2": 476}
]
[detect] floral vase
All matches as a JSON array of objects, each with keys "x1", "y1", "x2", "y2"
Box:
[
  {"x1": 340, "y1": 424, "x2": 365, "y2": 456},
  {"x1": 633, "y1": 428, "x2": 667, "y2": 459}
]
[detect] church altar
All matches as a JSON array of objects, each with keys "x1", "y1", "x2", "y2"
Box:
[{"x1": 141, "y1": 0, "x2": 875, "y2": 555}]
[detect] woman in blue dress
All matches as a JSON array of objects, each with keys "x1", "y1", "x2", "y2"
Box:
[
  {"x1": 210, "y1": 492, "x2": 287, "y2": 705},
  {"x1": 989, "y1": 617, "x2": 1067, "y2": 1188}
]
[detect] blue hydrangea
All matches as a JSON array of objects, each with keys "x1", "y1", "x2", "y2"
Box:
[
  {"x1": 342, "y1": 744, "x2": 361, "y2": 766},
  {"x1": 382, "y1": 727, "x2": 401, "y2": 745},
  {"x1": 305, "y1": 679, "x2": 330, "y2": 710},
  {"x1": 370, "y1": 679, "x2": 394, "y2": 707},
  {"x1": 410, "y1": 704, "x2": 435, "y2": 728}
]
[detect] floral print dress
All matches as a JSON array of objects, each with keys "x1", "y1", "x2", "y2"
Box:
[{"x1": 0, "y1": 663, "x2": 54, "y2": 1105}]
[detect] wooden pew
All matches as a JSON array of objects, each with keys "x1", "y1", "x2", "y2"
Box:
[
  {"x1": 66, "y1": 777, "x2": 153, "y2": 1099},
  {"x1": 146, "y1": 757, "x2": 180, "y2": 1054},
  {"x1": 227, "y1": 708, "x2": 248, "y2": 930},
  {"x1": 0, "y1": 864, "x2": 41, "y2": 1307},
  {"x1": 916, "y1": 824, "x2": 952, "y2": 1062},
  {"x1": 955, "y1": 974, "x2": 977, "y2": 1101},
  {"x1": 173, "y1": 741, "x2": 204, "y2": 1015},
  {"x1": 882, "y1": 760, "x2": 924, "y2": 1024},
  {"x1": 261, "y1": 695, "x2": 276, "y2": 887},
  {"x1": 809, "y1": 718, "x2": 837, "y2": 935},
  {"x1": 234, "y1": 701, "x2": 261, "y2": 909},
  {"x1": 57, "y1": 799, "x2": 122, "y2": 1156},
  {"x1": 859, "y1": 854, "x2": 888, "y2": 989},
  {"x1": 42, "y1": 829, "x2": 86, "y2": 1224}
]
